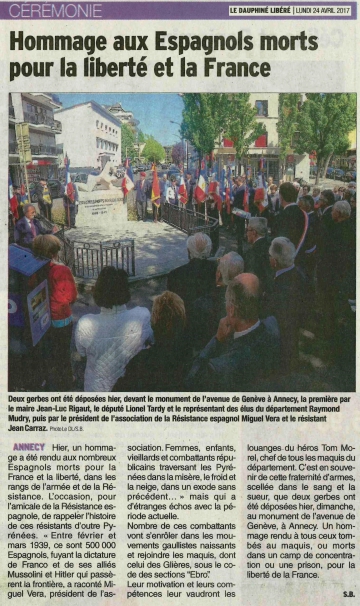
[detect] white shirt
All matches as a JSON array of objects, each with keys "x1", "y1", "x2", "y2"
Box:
[{"x1": 75, "y1": 305, "x2": 153, "y2": 392}]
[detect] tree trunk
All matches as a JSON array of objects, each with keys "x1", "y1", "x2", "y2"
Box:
[{"x1": 322, "y1": 153, "x2": 333, "y2": 183}]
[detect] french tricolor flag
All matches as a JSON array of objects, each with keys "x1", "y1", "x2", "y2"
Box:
[{"x1": 194, "y1": 174, "x2": 207, "y2": 204}]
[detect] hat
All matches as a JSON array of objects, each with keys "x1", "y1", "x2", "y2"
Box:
[
  {"x1": 140, "y1": 172, "x2": 146, "y2": 177},
  {"x1": 249, "y1": 217, "x2": 268, "y2": 236},
  {"x1": 348, "y1": 181, "x2": 356, "y2": 188}
]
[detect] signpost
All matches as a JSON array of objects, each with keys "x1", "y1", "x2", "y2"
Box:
[{"x1": 15, "y1": 122, "x2": 32, "y2": 200}]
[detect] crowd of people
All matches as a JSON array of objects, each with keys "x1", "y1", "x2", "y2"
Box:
[{"x1": 11, "y1": 172, "x2": 356, "y2": 392}]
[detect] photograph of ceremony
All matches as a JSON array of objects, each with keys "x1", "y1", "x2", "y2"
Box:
[{"x1": 8, "y1": 92, "x2": 356, "y2": 392}]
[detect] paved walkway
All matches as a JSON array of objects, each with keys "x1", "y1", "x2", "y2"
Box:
[{"x1": 65, "y1": 219, "x2": 191, "y2": 280}]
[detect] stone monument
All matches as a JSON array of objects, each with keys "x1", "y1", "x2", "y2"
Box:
[{"x1": 75, "y1": 162, "x2": 127, "y2": 229}]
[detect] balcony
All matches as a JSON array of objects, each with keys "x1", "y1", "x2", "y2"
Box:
[
  {"x1": 31, "y1": 144, "x2": 58, "y2": 156},
  {"x1": 52, "y1": 119, "x2": 62, "y2": 133},
  {"x1": 9, "y1": 142, "x2": 18, "y2": 154},
  {"x1": 23, "y1": 111, "x2": 55, "y2": 128},
  {"x1": 9, "y1": 142, "x2": 58, "y2": 156}
]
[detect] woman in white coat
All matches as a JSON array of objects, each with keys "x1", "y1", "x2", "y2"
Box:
[{"x1": 75, "y1": 267, "x2": 153, "y2": 391}]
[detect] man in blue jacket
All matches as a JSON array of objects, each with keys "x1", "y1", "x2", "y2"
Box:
[{"x1": 14, "y1": 204, "x2": 55, "y2": 248}]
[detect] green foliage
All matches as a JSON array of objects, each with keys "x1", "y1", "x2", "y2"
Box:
[
  {"x1": 277, "y1": 94, "x2": 301, "y2": 161},
  {"x1": 138, "y1": 130, "x2": 146, "y2": 143},
  {"x1": 171, "y1": 142, "x2": 185, "y2": 166},
  {"x1": 52, "y1": 206, "x2": 66, "y2": 225},
  {"x1": 180, "y1": 93, "x2": 265, "y2": 162},
  {"x1": 181, "y1": 94, "x2": 226, "y2": 159},
  {"x1": 295, "y1": 94, "x2": 356, "y2": 171},
  {"x1": 223, "y1": 94, "x2": 265, "y2": 159},
  {"x1": 142, "y1": 136, "x2": 165, "y2": 163},
  {"x1": 121, "y1": 123, "x2": 137, "y2": 160}
]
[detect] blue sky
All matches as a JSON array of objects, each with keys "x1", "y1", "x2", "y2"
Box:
[{"x1": 56, "y1": 93, "x2": 184, "y2": 146}]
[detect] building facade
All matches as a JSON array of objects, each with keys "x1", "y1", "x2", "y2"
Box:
[
  {"x1": 55, "y1": 101, "x2": 122, "y2": 170},
  {"x1": 9, "y1": 92, "x2": 62, "y2": 185},
  {"x1": 215, "y1": 93, "x2": 309, "y2": 183}
]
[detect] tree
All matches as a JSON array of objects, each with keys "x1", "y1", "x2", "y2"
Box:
[
  {"x1": 171, "y1": 142, "x2": 185, "y2": 166},
  {"x1": 222, "y1": 94, "x2": 266, "y2": 164},
  {"x1": 180, "y1": 94, "x2": 227, "y2": 165},
  {"x1": 142, "y1": 136, "x2": 165, "y2": 164},
  {"x1": 138, "y1": 130, "x2": 146, "y2": 143},
  {"x1": 121, "y1": 123, "x2": 136, "y2": 160},
  {"x1": 295, "y1": 94, "x2": 356, "y2": 184},
  {"x1": 276, "y1": 94, "x2": 301, "y2": 176},
  {"x1": 180, "y1": 93, "x2": 265, "y2": 171}
]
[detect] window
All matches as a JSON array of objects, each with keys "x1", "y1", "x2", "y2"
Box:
[
  {"x1": 96, "y1": 120, "x2": 99, "y2": 128},
  {"x1": 105, "y1": 125, "x2": 107, "y2": 131},
  {"x1": 255, "y1": 100, "x2": 268, "y2": 117},
  {"x1": 254, "y1": 133, "x2": 268, "y2": 147}
]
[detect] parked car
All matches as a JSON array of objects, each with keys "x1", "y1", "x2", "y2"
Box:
[
  {"x1": 74, "y1": 173, "x2": 88, "y2": 184},
  {"x1": 326, "y1": 167, "x2": 334, "y2": 178},
  {"x1": 345, "y1": 170, "x2": 356, "y2": 182},
  {"x1": 47, "y1": 179, "x2": 64, "y2": 198}
]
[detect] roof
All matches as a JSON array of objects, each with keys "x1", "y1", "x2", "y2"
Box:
[{"x1": 55, "y1": 100, "x2": 122, "y2": 127}]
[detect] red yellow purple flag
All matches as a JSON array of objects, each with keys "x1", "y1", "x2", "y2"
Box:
[{"x1": 151, "y1": 166, "x2": 161, "y2": 207}]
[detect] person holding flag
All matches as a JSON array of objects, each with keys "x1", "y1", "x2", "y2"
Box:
[
  {"x1": 63, "y1": 154, "x2": 78, "y2": 228},
  {"x1": 151, "y1": 163, "x2": 161, "y2": 222},
  {"x1": 159, "y1": 172, "x2": 170, "y2": 221},
  {"x1": 8, "y1": 174, "x2": 19, "y2": 229},
  {"x1": 122, "y1": 158, "x2": 135, "y2": 198},
  {"x1": 194, "y1": 172, "x2": 207, "y2": 215},
  {"x1": 178, "y1": 174, "x2": 188, "y2": 207}
]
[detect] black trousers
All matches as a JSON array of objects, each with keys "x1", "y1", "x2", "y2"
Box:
[{"x1": 39, "y1": 202, "x2": 52, "y2": 222}]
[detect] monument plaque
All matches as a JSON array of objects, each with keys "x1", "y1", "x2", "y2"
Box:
[{"x1": 76, "y1": 189, "x2": 127, "y2": 228}]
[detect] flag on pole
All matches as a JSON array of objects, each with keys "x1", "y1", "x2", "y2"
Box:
[
  {"x1": 208, "y1": 180, "x2": 222, "y2": 210},
  {"x1": 122, "y1": 173, "x2": 135, "y2": 196},
  {"x1": 64, "y1": 154, "x2": 76, "y2": 202},
  {"x1": 20, "y1": 183, "x2": 27, "y2": 204},
  {"x1": 151, "y1": 166, "x2": 161, "y2": 207},
  {"x1": 194, "y1": 174, "x2": 207, "y2": 204},
  {"x1": 243, "y1": 183, "x2": 249, "y2": 213},
  {"x1": 122, "y1": 157, "x2": 134, "y2": 196},
  {"x1": 8, "y1": 173, "x2": 19, "y2": 220},
  {"x1": 254, "y1": 173, "x2": 268, "y2": 213},
  {"x1": 219, "y1": 168, "x2": 226, "y2": 200},
  {"x1": 125, "y1": 158, "x2": 134, "y2": 183},
  {"x1": 178, "y1": 175, "x2": 188, "y2": 205}
]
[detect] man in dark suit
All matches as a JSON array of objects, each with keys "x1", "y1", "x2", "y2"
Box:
[
  {"x1": 134, "y1": 171, "x2": 150, "y2": 221},
  {"x1": 232, "y1": 177, "x2": 247, "y2": 255},
  {"x1": 14, "y1": 204, "x2": 55, "y2": 248},
  {"x1": 167, "y1": 232, "x2": 216, "y2": 313},
  {"x1": 185, "y1": 273, "x2": 280, "y2": 391},
  {"x1": 316, "y1": 189, "x2": 337, "y2": 337},
  {"x1": 272, "y1": 182, "x2": 309, "y2": 268},
  {"x1": 267, "y1": 237, "x2": 307, "y2": 372},
  {"x1": 244, "y1": 217, "x2": 272, "y2": 296}
]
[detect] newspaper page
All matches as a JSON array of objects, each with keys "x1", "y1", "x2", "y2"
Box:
[{"x1": 1, "y1": 1, "x2": 359, "y2": 606}]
